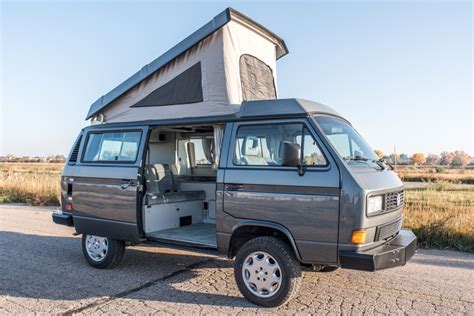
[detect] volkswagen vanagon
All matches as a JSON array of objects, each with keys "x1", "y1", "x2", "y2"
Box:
[{"x1": 52, "y1": 8, "x2": 416, "y2": 307}]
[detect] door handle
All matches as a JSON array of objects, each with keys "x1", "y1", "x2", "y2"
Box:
[
  {"x1": 225, "y1": 184, "x2": 243, "y2": 191},
  {"x1": 120, "y1": 180, "x2": 136, "y2": 190}
]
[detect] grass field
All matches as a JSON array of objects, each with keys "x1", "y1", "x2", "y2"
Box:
[
  {"x1": 397, "y1": 166, "x2": 474, "y2": 184},
  {"x1": 1, "y1": 162, "x2": 473, "y2": 252},
  {"x1": 0, "y1": 163, "x2": 62, "y2": 206},
  {"x1": 403, "y1": 182, "x2": 473, "y2": 252}
]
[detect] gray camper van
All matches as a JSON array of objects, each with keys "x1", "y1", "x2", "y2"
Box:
[{"x1": 52, "y1": 8, "x2": 416, "y2": 307}]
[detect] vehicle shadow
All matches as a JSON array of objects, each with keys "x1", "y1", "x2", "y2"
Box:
[
  {"x1": 0, "y1": 231, "x2": 254, "y2": 308},
  {"x1": 412, "y1": 249, "x2": 474, "y2": 270}
]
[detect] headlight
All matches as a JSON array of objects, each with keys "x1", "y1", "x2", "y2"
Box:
[{"x1": 367, "y1": 195, "x2": 383, "y2": 215}]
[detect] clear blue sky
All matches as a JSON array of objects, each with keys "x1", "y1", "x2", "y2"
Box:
[{"x1": 1, "y1": 1, "x2": 472, "y2": 157}]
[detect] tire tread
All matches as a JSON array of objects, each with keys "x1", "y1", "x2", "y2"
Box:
[
  {"x1": 234, "y1": 236, "x2": 302, "y2": 307},
  {"x1": 81, "y1": 235, "x2": 125, "y2": 269}
]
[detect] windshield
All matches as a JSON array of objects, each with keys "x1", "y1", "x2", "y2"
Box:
[{"x1": 313, "y1": 115, "x2": 379, "y2": 161}]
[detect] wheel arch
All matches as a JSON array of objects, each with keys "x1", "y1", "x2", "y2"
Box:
[{"x1": 228, "y1": 220, "x2": 303, "y2": 262}]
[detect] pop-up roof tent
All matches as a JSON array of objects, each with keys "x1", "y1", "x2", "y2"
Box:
[{"x1": 86, "y1": 8, "x2": 288, "y2": 124}]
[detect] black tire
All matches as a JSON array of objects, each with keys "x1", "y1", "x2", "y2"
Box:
[
  {"x1": 234, "y1": 236, "x2": 302, "y2": 307},
  {"x1": 81, "y1": 234, "x2": 125, "y2": 269}
]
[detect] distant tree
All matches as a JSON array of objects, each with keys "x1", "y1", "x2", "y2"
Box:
[
  {"x1": 440, "y1": 151, "x2": 454, "y2": 165},
  {"x1": 425, "y1": 154, "x2": 439, "y2": 165},
  {"x1": 389, "y1": 153, "x2": 400, "y2": 164},
  {"x1": 411, "y1": 153, "x2": 426, "y2": 165},
  {"x1": 374, "y1": 149, "x2": 384, "y2": 158},
  {"x1": 451, "y1": 150, "x2": 471, "y2": 167},
  {"x1": 399, "y1": 154, "x2": 409, "y2": 164}
]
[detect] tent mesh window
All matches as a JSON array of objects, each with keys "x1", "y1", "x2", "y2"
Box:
[
  {"x1": 132, "y1": 62, "x2": 203, "y2": 107},
  {"x1": 240, "y1": 54, "x2": 276, "y2": 101}
]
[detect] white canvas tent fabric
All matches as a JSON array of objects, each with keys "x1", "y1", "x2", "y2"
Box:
[{"x1": 89, "y1": 9, "x2": 286, "y2": 124}]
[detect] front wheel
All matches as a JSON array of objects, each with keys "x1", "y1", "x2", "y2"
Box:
[
  {"x1": 234, "y1": 237, "x2": 302, "y2": 307},
  {"x1": 81, "y1": 234, "x2": 125, "y2": 269}
]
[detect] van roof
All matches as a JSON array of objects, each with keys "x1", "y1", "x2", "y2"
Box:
[
  {"x1": 86, "y1": 7, "x2": 288, "y2": 120},
  {"x1": 240, "y1": 98, "x2": 342, "y2": 119},
  {"x1": 86, "y1": 98, "x2": 345, "y2": 129}
]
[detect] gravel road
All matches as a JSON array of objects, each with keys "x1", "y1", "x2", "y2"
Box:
[{"x1": 1, "y1": 204, "x2": 473, "y2": 315}]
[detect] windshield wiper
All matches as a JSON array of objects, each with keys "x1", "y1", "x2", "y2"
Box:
[
  {"x1": 343, "y1": 155, "x2": 370, "y2": 161},
  {"x1": 344, "y1": 156, "x2": 389, "y2": 171},
  {"x1": 374, "y1": 158, "x2": 394, "y2": 170}
]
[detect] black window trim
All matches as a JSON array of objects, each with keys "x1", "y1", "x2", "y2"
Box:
[
  {"x1": 80, "y1": 129, "x2": 143, "y2": 165},
  {"x1": 231, "y1": 121, "x2": 330, "y2": 170}
]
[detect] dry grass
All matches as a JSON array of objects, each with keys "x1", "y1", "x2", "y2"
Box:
[
  {"x1": 397, "y1": 166, "x2": 474, "y2": 184},
  {"x1": 0, "y1": 163, "x2": 63, "y2": 206},
  {"x1": 403, "y1": 183, "x2": 474, "y2": 252},
  {"x1": 1, "y1": 163, "x2": 473, "y2": 252}
]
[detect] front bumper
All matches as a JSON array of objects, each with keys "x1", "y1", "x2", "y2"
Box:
[
  {"x1": 339, "y1": 228, "x2": 416, "y2": 271},
  {"x1": 52, "y1": 212, "x2": 74, "y2": 227}
]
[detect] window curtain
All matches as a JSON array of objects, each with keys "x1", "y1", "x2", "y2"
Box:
[
  {"x1": 202, "y1": 138, "x2": 214, "y2": 164},
  {"x1": 213, "y1": 124, "x2": 225, "y2": 169}
]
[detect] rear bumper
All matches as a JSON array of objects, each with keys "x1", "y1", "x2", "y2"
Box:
[
  {"x1": 340, "y1": 228, "x2": 417, "y2": 271},
  {"x1": 52, "y1": 212, "x2": 74, "y2": 227}
]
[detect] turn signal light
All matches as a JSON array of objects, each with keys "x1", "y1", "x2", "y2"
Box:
[{"x1": 351, "y1": 230, "x2": 367, "y2": 244}]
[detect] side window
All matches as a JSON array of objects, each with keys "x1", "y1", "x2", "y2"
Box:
[
  {"x1": 233, "y1": 123, "x2": 327, "y2": 167},
  {"x1": 296, "y1": 129, "x2": 327, "y2": 166},
  {"x1": 83, "y1": 131, "x2": 142, "y2": 162},
  {"x1": 189, "y1": 137, "x2": 213, "y2": 165}
]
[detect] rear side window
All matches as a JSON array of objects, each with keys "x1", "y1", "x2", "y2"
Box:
[
  {"x1": 83, "y1": 131, "x2": 142, "y2": 162},
  {"x1": 189, "y1": 137, "x2": 213, "y2": 165}
]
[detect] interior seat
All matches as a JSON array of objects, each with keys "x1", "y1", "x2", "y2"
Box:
[{"x1": 145, "y1": 164, "x2": 205, "y2": 205}]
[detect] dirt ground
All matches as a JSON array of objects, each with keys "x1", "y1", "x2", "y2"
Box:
[{"x1": 1, "y1": 204, "x2": 473, "y2": 315}]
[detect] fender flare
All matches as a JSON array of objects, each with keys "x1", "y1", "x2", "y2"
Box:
[{"x1": 229, "y1": 220, "x2": 303, "y2": 262}]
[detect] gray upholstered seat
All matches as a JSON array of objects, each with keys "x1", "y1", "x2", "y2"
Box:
[{"x1": 145, "y1": 164, "x2": 206, "y2": 205}]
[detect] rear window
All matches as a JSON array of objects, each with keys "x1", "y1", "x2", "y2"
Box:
[
  {"x1": 83, "y1": 131, "x2": 142, "y2": 163},
  {"x1": 189, "y1": 137, "x2": 213, "y2": 165}
]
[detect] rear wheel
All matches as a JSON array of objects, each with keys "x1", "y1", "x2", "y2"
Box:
[
  {"x1": 234, "y1": 237, "x2": 302, "y2": 307},
  {"x1": 81, "y1": 234, "x2": 125, "y2": 269}
]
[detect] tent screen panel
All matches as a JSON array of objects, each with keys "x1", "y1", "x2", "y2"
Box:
[
  {"x1": 83, "y1": 131, "x2": 142, "y2": 162},
  {"x1": 131, "y1": 62, "x2": 203, "y2": 108},
  {"x1": 240, "y1": 54, "x2": 276, "y2": 101}
]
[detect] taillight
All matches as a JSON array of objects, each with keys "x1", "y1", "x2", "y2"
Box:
[{"x1": 65, "y1": 203, "x2": 73, "y2": 212}]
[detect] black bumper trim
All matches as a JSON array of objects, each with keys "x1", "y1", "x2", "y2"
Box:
[
  {"x1": 52, "y1": 212, "x2": 74, "y2": 227},
  {"x1": 340, "y1": 228, "x2": 417, "y2": 271}
]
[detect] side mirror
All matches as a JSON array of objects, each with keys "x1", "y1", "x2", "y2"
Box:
[{"x1": 280, "y1": 142, "x2": 305, "y2": 175}]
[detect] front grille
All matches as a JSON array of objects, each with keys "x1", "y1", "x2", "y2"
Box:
[
  {"x1": 385, "y1": 190, "x2": 404, "y2": 211},
  {"x1": 376, "y1": 217, "x2": 403, "y2": 241}
]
